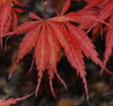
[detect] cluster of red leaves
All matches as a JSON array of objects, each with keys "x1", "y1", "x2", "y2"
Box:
[
  {"x1": 1, "y1": 0, "x2": 113, "y2": 105},
  {"x1": 77, "y1": 0, "x2": 113, "y2": 72},
  {"x1": 1, "y1": 0, "x2": 107, "y2": 98}
]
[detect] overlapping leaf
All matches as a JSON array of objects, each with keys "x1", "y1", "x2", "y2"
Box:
[
  {"x1": 0, "y1": 0, "x2": 106, "y2": 99},
  {"x1": 79, "y1": 0, "x2": 113, "y2": 73}
]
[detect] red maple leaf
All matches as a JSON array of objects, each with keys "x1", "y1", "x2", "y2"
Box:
[
  {"x1": 73, "y1": 0, "x2": 111, "y2": 40},
  {"x1": 0, "y1": 0, "x2": 25, "y2": 48},
  {"x1": 98, "y1": 0, "x2": 113, "y2": 73},
  {"x1": 76, "y1": 0, "x2": 113, "y2": 74},
  {"x1": 1, "y1": 0, "x2": 109, "y2": 99}
]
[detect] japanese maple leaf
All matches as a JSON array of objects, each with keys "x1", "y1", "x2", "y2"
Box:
[
  {"x1": 98, "y1": 0, "x2": 113, "y2": 72},
  {"x1": 73, "y1": 0, "x2": 111, "y2": 40},
  {"x1": 78, "y1": 0, "x2": 113, "y2": 73},
  {"x1": 0, "y1": 0, "x2": 25, "y2": 48},
  {"x1": 1, "y1": 0, "x2": 107, "y2": 99}
]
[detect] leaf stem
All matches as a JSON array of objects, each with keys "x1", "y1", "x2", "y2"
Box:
[
  {"x1": 47, "y1": 2, "x2": 60, "y2": 16},
  {"x1": 44, "y1": 1, "x2": 47, "y2": 21}
]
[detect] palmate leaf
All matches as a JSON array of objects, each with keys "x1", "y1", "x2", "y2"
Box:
[{"x1": 1, "y1": 0, "x2": 106, "y2": 99}]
